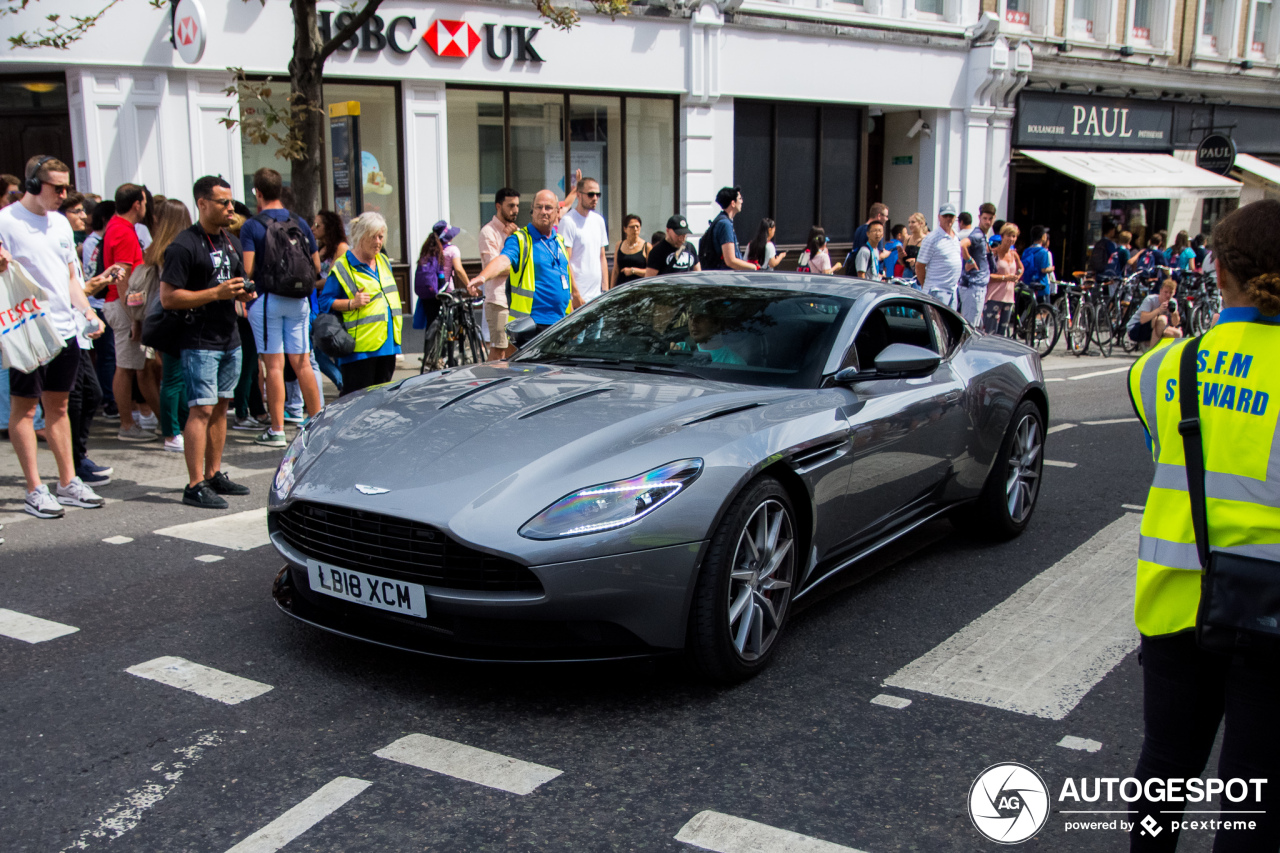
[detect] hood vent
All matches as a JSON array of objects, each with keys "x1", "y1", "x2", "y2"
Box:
[
  {"x1": 438, "y1": 377, "x2": 513, "y2": 410},
  {"x1": 517, "y1": 386, "x2": 615, "y2": 420},
  {"x1": 683, "y1": 402, "x2": 767, "y2": 426}
]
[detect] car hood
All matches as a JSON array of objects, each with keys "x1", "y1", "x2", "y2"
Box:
[{"x1": 292, "y1": 363, "x2": 805, "y2": 522}]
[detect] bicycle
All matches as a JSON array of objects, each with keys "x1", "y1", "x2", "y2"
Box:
[
  {"x1": 1007, "y1": 284, "x2": 1059, "y2": 357},
  {"x1": 1058, "y1": 274, "x2": 1097, "y2": 357},
  {"x1": 419, "y1": 291, "x2": 488, "y2": 373}
]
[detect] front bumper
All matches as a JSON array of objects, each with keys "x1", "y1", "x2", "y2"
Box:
[{"x1": 270, "y1": 524, "x2": 707, "y2": 662}]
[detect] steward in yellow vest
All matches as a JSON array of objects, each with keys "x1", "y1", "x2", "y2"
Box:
[
  {"x1": 331, "y1": 251, "x2": 402, "y2": 355},
  {"x1": 1125, "y1": 199, "x2": 1280, "y2": 853}
]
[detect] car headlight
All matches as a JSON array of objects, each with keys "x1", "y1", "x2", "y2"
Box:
[
  {"x1": 519, "y1": 458, "x2": 703, "y2": 540},
  {"x1": 272, "y1": 428, "x2": 308, "y2": 500}
]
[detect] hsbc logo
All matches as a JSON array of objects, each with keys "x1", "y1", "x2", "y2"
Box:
[
  {"x1": 176, "y1": 16, "x2": 197, "y2": 47},
  {"x1": 424, "y1": 20, "x2": 481, "y2": 58},
  {"x1": 320, "y1": 12, "x2": 545, "y2": 63}
]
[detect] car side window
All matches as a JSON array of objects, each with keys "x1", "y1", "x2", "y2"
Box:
[
  {"x1": 927, "y1": 306, "x2": 964, "y2": 357},
  {"x1": 848, "y1": 300, "x2": 939, "y2": 370}
]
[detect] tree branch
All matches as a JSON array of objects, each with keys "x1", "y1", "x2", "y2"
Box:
[{"x1": 318, "y1": 0, "x2": 385, "y2": 64}]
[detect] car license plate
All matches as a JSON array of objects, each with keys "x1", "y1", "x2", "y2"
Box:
[{"x1": 306, "y1": 560, "x2": 427, "y2": 619}]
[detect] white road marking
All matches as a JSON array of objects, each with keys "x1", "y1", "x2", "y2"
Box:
[
  {"x1": 61, "y1": 730, "x2": 230, "y2": 852},
  {"x1": 869, "y1": 694, "x2": 911, "y2": 709},
  {"x1": 126, "y1": 656, "x2": 273, "y2": 705},
  {"x1": 1121, "y1": 504, "x2": 1145, "y2": 511},
  {"x1": 1047, "y1": 423, "x2": 1076, "y2": 434},
  {"x1": 1044, "y1": 460, "x2": 1078, "y2": 468},
  {"x1": 223, "y1": 776, "x2": 371, "y2": 853},
  {"x1": 1045, "y1": 377, "x2": 1066, "y2": 383},
  {"x1": 1059, "y1": 736, "x2": 1103, "y2": 753},
  {"x1": 195, "y1": 554, "x2": 225, "y2": 563},
  {"x1": 884, "y1": 513, "x2": 1142, "y2": 720},
  {"x1": 374, "y1": 734, "x2": 562, "y2": 795},
  {"x1": 154, "y1": 507, "x2": 270, "y2": 551},
  {"x1": 1082, "y1": 417, "x2": 1140, "y2": 425},
  {"x1": 102, "y1": 535, "x2": 134, "y2": 545},
  {"x1": 1068, "y1": 366, "x2": 1132, "y2": 380},
  {"x1": 675, "y1": 811, "x2": 868, "y2": 853},
  {"x1": 0, "y1": 608, "x2": 79, "y2": 643}
]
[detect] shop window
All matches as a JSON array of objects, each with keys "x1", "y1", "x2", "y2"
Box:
[
  {"x1": 732, "y1": 99, "x2": 861, "y2": 247},
  {"x1": 444, "y1": 88, "x2": 677, "y2": 260},
  {"x1": 1253, "y1": 0, "x2": 1273, "y2": 52},
  {"x1": 624, "y1": 98, "x2": 675, "y2": 247},
  {"x1": 1005, "y1": 0, "x2": 1030, "y2": 26},
  {"x1": 322, "y1": 83, "x2": 404, "y2": 261},
  {"x1": 446, "y1": 89, "x2": 505, "y2": 260},
  {"x1": 1132, "y1": 0, "x2": 1152, "y2": 40},
  {"x1": 570, "y1": 95, "x2": 622, "y2": 243}
]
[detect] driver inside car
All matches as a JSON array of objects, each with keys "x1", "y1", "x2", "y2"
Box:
[{"x1": 671, "y1": 303, "x2": 746, "y2": 364}]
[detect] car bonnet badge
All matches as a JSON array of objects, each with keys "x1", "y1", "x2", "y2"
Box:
[{"x1": 355, "y1": 484, "x2": 391, "y2": 495}]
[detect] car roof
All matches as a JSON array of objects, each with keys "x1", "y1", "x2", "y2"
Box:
[{"x1": 639, "y1": 271, "x2": 952, "y2": 310}]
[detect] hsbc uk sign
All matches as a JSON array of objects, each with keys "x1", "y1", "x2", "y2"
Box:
[{"x1": 319, "y1": 12, "x2": 544, "y2": 62}]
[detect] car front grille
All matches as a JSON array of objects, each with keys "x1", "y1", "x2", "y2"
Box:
[{"x1": 273, "y1": 501, "x2": 542, "y2": 593}]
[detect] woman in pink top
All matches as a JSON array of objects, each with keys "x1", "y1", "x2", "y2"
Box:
[{"x1": 983, "y1": 223, "x2": 1023, "y2": 335}]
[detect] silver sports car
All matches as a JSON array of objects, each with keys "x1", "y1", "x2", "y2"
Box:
[{"x1": 269, "y1": 274, "x2": 1047, "y2": 679}]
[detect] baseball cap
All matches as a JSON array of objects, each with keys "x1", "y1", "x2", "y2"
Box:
[
  {"x1": 939, "y1": 203, "x2": 958, "y2": 217},
  {"x1": 667, "y1": 215, "x2": 691, "y2": 235}
]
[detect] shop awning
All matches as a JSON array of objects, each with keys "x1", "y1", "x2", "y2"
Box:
[
  {"x1": 1234, "y1": 152, "x2": 1280, "y2": 188},
  {"x1": 1017, "y1": 150, "x2": 1241, "y2": 200}
]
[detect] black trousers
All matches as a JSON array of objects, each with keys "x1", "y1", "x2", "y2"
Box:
[
  {"x1": 1131, "y1": 632, "x2": 1280, "y2": 852},
  {"x1": 339, "y1": 355, "x2": 396, "y2": 397},
  {"x1": 68, "y1": 349, "x2": 103, "y2": 468}
]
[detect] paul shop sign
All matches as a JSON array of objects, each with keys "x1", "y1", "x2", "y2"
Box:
[
  {"x1": 1015, "y1": 93, "x2": 1175, "y2": 152},
  {"x1": 319, "y1": 11, "x2": 544, "y2": 62}
]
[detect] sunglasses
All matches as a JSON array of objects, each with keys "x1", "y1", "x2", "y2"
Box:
[
  {"x1": 45, "y1": 182, "x2": 71, "y2": 195},
  {"x1": 584, "y1": 191, "x2": 601, "y2": 199}
]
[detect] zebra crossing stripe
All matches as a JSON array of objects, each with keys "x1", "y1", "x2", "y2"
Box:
[
  {"x1": 223, "y1": 777, "x2": 371, "y2": 853},
  {"x1": 126, "y1": 656, "x2": 273, "y2": 705},
  {"x1": 375, "y1": 734, "x2": 561, "y2": 795},
  {"x1": 675, "y1": 810, "x2": 869, "y2": 853},
  {"x1": 0, "y1": 608, "x2": 79, "y2": 643}
]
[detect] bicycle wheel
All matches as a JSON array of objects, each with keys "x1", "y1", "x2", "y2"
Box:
[
  {"x1": 463, "y1": 321, "x2": 487, "y2": 365},
  {"x1": 420, "y1": 318, "x2": 442, "y2": 374},
  {"x1": 1067, "y1": 302, "x2": 1093, "y2": 356},
  {"x1": 1093, "y1": 303, "x2": 1114, "y2": 357},
  {"x1": 1022, "y1": 304, "x2": 1058, "y2": 357}
]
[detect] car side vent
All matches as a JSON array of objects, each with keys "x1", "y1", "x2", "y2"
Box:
[
  {"x1": 683, "y1": 402, "x2": 767, "y2": 426},
  {"x1": 517, "y1": 387, "x2": 614, "y2": 420},
  {"x1": 789, "y1": 439, "x2": 850, "y2": 474}
]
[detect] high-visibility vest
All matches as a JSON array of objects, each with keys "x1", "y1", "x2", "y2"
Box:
[
  {"x1": 331, "y1": 252, "x2": 402, "y2": 353},
  {"x1": 1128, "y1": 315, "x2": 1280, "y2": 637},
  {"x1": 506, "y1": 227, "x2": 573, "y2": 319}
]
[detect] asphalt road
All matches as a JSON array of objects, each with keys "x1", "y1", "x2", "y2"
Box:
[{"x1": 0, "y1": 352, "x2": 1217, "y2": 853}]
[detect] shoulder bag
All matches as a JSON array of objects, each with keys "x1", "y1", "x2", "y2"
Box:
[{"x1": 1179, "y1": 336, "x2": 1280, "y2": 653}]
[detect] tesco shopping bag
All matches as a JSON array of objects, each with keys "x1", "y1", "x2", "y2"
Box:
[{"x1": 0, "y1": 260, "x2": 66, "y2": 374}]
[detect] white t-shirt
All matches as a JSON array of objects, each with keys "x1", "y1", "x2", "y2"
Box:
[
  {"x1": 917, "y1": 227, "x2": 963, "y2": 294},
  {"x1": 559, "y1": 208, "x2": 609, "y2": 301},
  {"x1": 0, "y1": 202, "x2": 81, "y2": 340}
]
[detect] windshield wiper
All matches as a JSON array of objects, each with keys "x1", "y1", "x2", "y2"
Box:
[{"x1": 524, "y1": 356, "x2": 700, "y2": 378}]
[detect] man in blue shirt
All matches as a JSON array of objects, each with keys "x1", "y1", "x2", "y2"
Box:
[
  {"x1": 704, "y1": 187, "x2": 757, "y2": 272},
  {"x1": 1021, "y1": 225, "x2": 1055, "y2": 301},
  {"x1": 470, "y1": 189, "x2": 582, "y2": 332}
]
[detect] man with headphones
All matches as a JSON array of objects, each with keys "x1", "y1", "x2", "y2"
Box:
[{"x1": 0, "y1": 155, "x2": 107, "y2": 518}]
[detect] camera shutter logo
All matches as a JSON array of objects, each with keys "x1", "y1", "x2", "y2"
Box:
[{"x1": 969, "y1": 763, "x2": 1050, "y2": 844}]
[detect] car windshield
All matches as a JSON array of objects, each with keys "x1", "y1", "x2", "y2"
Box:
[{"x1": 512, "y1": 281, "x2": 855, "y2": 389}]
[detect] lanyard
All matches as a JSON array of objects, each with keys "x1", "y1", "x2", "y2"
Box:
[{"x1": 533, "y1": 227, "x2": 563, "y2": 272}]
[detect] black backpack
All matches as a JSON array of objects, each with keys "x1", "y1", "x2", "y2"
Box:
[
  {"x1": 698, "y1": 213, "x2": 731, "y2": 271},
  {"x1": 252, "y1": 212, "x2": 314, "y2": 297}
]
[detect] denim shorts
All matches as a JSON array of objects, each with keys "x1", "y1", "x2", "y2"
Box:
[
  {"x1": 248, "y1": 292, "x2": 311, "y2": 355},
  {"x1": 181, "y1": 348, "x2": 242, "y2": 407}
]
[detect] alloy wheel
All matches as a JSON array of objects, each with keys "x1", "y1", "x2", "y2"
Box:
[
  {"x1": 726, "y1": 499, "x2": 795, "y2": 661},
  {"x1": 1005, "y1": 414, "x2": 1042, "y2": 524}
]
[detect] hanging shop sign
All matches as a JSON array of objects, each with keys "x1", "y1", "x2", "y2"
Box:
[
  {"x1": 171, "y1": 0, "x2": 208, "y2": 64},
  {"x1": 1015, "y1": 92, "x2": 1174, "y2": 152},
  {"x1": 319, "y1": 12, "x2": 544, "y2": 62},
  {"x1": 1196, "y1": 133, "x2": 1237, "y2": 175}
]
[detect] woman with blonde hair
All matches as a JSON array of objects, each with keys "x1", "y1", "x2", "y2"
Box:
[
  {"x1": 984, "y1": 223, "x2": 1023, "y2": 335},
  {"x1": 127, "y1": 198, "x2": 193, "y2": 451},
  {"x1": 902, "y1": 212, "x2": 928, "y2": 286}
]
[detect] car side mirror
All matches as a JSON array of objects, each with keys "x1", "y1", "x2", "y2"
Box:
[{"x1": 874, "y1": 343, "x2": 941, "y2": 376}]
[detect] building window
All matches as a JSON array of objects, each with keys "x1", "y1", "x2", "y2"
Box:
[
  {"x1": 916, "y1": 0, "x2": 944, "y2": 15},
  {"x1": 732, "y1": 100, "x2": 861, "y2": 246},
  {"x1": 1006, "y1": 0, "x2": 1030, "y2": 26},
  {"x1": 1072, "y1": 0, "x2": 1096, "y2": 36},
  {"x1": 1253, "y1": 0, "x2": 1272, "y2": 51},
  {"x1": 1202, "y1": 0, "x2": 1220, "y2": 49},
  {"x1": 445, "y1": 87, "x2": 678, "y2": 260},
  {"x1": 1132, "y1": 0, "x2": 1152, "y2": 40}
]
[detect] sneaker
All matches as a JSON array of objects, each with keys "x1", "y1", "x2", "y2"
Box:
[
  {"x1": 55, "y1": 477, "x2": 105, "y2": 508},
  {"x1": 254, "y1": 428, "x2": 287, "y2": 448},
  {"x1": 136, "y1": 412, "x2": 159, "y2": 431},
  {"x1": 117, "y1": 425, "x2": 158, "y2": 442},
  {"x1": 163, "y1": 435, "x2": 185, "y2": 453},
  {"x1": 232, "y1": 417, "x2": 264, "y2": 431},
  {"x1": 207, "y1": 471, "x2": 251, "y2": 496},
  {"x1": 182, "y1": 481, "x2": 228, "y2": 509},
  {"x1": 81, "y1": 458, "x2": 114, "y2": 477},
  {"x1": 102, "y1": 405, "x2": 120, "y2": 421},
  {"x1": 283, "y1": 411, "x2": 305, "y2": 424},
  {"x1": 76, "y1": 463, "x2": 111, "y2": 487},
  {"x1": 24, "y1": 485, "x2": 65, "y2": 519}
]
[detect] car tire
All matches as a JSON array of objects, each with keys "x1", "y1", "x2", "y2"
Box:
[
  {"x1": 689, "y1": 476, "x2": 798, "y2": 682},
  {"x1": 955, "y1": 399, "x2": 1044, "y2": 540}
]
